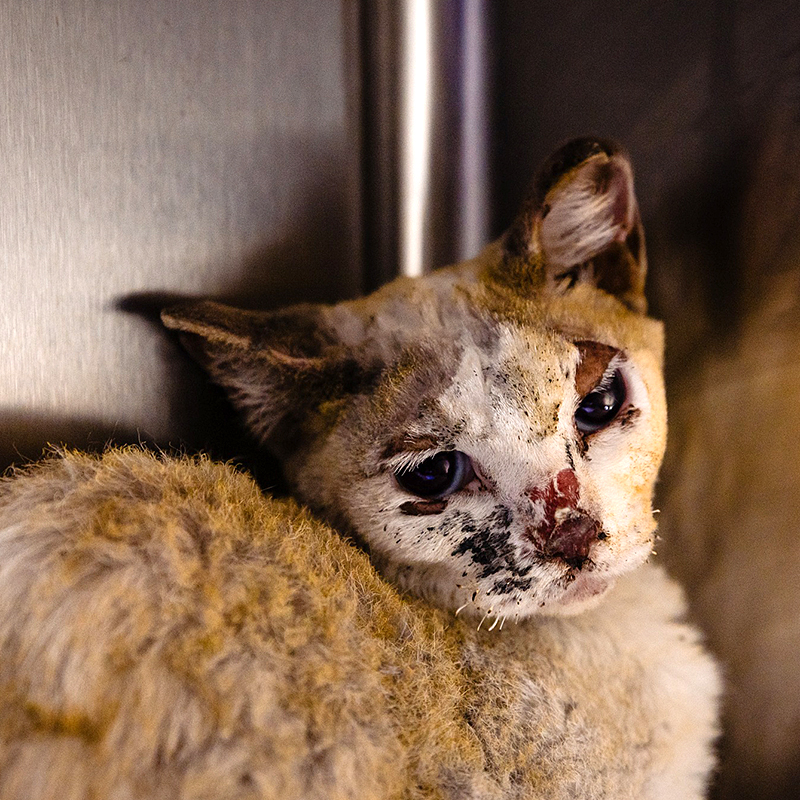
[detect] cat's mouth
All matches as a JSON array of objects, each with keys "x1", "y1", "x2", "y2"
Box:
[{"x1": 542, "y1": 534, "x2": 655, "y2": 613}]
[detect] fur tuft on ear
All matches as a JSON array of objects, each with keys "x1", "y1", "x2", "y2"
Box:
[
  {"x1": 161, "y1": 301, "x2": 374, "y2": 449},
  {"x1": 500, "y1": 137, "x2": 648, "y2": 313}
]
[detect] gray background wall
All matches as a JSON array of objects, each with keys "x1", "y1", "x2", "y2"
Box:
[
  {"x1": 1, "y1": 0, "x2": 362, "y2": 469},
  {"x1": 3, "y1": 2, "x2": 800, "y2": 798}
]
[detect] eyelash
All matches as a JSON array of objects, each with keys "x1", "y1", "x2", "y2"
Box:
[{"x1": 385, "y1": 449, "x2": 442, "y2": 475}]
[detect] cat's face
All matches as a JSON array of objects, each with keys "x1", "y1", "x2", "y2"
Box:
[{"x1": 163, "y1": 138, "x2": 666, "y2": 621}]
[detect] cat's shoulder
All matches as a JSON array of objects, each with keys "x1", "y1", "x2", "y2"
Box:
[{"x1": 0, "y1": 447, "x2": 398, "y2": 624}]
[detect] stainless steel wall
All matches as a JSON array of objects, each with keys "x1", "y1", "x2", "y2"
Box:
[{"x1": 1, "y1": 0, "x2": 362, "y2": 466}]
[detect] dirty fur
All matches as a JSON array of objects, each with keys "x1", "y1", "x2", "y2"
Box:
[
  {"x1": 0, "y1": 138, "x2": 721, "y2": 798},
  {"x1": 0, "y1": 448, "x2": 717, "y2": 800}
]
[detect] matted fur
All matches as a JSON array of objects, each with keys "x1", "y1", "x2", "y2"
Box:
[{"x1": 0, "y1": 448, "x2": 717, "y2": 799}]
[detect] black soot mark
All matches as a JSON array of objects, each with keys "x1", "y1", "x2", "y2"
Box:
[
  {"x1": 565, "y1": 442, "x2": 576, "y2": 470},
  {"x1": 451, "y1": 507, "x2": 532, "y2": 582},
  {"x1": 490, "y1": 575, "x2": 533, "y2": 595},
  {"x1": 425, "y1": 510, "x2": 478, "y2": 539},
  {"x1": 618, "y1": 406, "x2": 641, "y2": 429}
]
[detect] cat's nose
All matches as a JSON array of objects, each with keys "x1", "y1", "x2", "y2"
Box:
[
  {"x1": 524, "y1": 469, "x2": 601, "y2": 566},
  {"x1": 538, "y1": 512, "x2": 601, "y2": 565}
]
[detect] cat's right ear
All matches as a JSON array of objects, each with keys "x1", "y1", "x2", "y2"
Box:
[
  {"x1": 502, "y1": 137, "x2": 648, "y2": 313},
  {"x1": 161, "y1": 300, "x2": 369, "y2": 445}
]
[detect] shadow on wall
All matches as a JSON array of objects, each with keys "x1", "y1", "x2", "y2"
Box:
[
  {"x1": 2, "y1": 128, "x2": 360, "y2": 486},
  {"x1": 0, "y1": 412, "x2": 141, "y2": 472},
  {"x1": 0, "y1": 396, "x2": 285, "y2": 497}
]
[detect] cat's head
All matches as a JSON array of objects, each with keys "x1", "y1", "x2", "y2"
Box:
[{"x1": 163, "y1": 138, "x2": 665, "y2": 621}]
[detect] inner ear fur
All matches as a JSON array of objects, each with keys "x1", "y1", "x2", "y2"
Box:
[
  {"x1": 502, "y1": 137, "x2": 648, "y2": 314},
  {"x1": 161, "y1": 300, "x2": 373, "y2": 444}
]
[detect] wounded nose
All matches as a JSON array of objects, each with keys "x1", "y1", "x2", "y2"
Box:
[
  {"x1": 526, "y1": 469, "x2": 580, "y2": 517},
  {"x1": 525, "y1": 469, "x2": 601, "y2": 566},
  {"x1": 542, "y1": 513, "x2": 601, "y2": 565}
]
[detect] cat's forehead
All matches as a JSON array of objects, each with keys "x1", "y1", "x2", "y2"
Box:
[
  {"x1": 331, "y1": 251, "x2": 662, "y2": 369},
  {"x1": 354, "y1": 311, "x2": 582, "y2": 468}
]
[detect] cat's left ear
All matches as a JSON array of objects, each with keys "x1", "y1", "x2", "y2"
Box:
[{"x1": 503, "y1": 137, "x2": 647, "y2": 313}]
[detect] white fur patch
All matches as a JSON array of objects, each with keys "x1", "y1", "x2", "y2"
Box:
[{"x1": 540, "y1": 157, "x2": 635, "y2": 269}]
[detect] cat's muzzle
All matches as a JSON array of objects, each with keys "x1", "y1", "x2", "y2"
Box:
[{"x1": 524, "y1": 469, "x2": 601, "y2": 569}]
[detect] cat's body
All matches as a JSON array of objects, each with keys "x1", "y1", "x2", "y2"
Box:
[
  {"x1": 0, "y1": 139, "x2": 721, "y2": 797},
  {"x1": 0, "y1": 449, "x2": 717, "y2": 800}
]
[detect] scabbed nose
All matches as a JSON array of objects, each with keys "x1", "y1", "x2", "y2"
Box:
[{"x1": 525, "y1": 469, "x2": 601, "y2": 566}]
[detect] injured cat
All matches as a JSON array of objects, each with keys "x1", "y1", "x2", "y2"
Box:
[{"x1": 0, "y1": 138, "x2": 721, "y2": 799}]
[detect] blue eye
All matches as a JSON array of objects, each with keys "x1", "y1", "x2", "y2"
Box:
[
  {"x1": 575, "y1": 369, "x2": 626, "y2": 433},
  {"x1": 395, "y1": 451, "x2": 474, "y2": 499}
]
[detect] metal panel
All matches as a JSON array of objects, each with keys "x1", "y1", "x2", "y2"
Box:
[
  {"x1": 0, "y1": 0, "x2": 362, "y2": 466},
  {"x1": 360, "y1": 0, "x2": 490, "y2": 289}
]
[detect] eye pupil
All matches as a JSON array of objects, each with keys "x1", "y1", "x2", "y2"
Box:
[
  {"x1": 417, "y1": 457, "x2": 450, "y2": 482},
  {"x1": 584, "y1": 389, "x2": 615, "y2": 415},
  {"x1": 575, "y1": 370, "x2": 626, "y2": 433},
  {"x1": 395, "y1": 451, "x2": 473, "y2": 499}
]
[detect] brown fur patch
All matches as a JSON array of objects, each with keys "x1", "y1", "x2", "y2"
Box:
[{"x1": 574, "y1": 341, "x2": 619, "y2": 397}]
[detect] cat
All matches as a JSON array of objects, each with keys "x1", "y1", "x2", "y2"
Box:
[{"x1": 0, "y1": 138, "x2": 720, "y2": 799}]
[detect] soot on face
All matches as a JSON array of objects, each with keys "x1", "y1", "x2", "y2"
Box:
[{"x1": 451, "y1": 506, "x2": 532, "y2": 584}]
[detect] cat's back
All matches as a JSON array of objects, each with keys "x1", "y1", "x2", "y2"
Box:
[
  {"x1": 0, "y1": 449, "x2": 405, "y2": 798},
  {"x1": 0, "y1": 449, "x2": 507, "y2": 799}
]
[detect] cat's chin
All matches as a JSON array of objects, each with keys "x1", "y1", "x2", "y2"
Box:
[{"x1": 541, "y1": 573, "x2": 617, "y2": 617}]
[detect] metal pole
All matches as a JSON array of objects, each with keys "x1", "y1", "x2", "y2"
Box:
[{"x1": 360, "y1": 0, "x2": 491, "y2": 291}]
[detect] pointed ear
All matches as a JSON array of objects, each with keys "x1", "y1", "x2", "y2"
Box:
[
  {"x1": 161, "y1": 300, "x2": 371, "y2": 446},
  {"x1": 503, "y1": 137, "x2": 648, "y2": 313}
]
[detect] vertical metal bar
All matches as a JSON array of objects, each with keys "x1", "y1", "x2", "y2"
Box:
[
  {"x1": 360, "y1": 0, "x2": 491, "y2": 291},
  {"x1": 399, "y1": 0, "x2": 432, "y2": 278},
  {"x1": 457, "y1": 0, "x2": 490, "y2": 262}
]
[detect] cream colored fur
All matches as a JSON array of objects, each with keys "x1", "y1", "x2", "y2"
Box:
[
  {"x1": 0, "y1": 138, "x2": 721, "y2": 797},
  {"x1": 0, "y1": 448, "x2": 717, "y2": 799}
]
